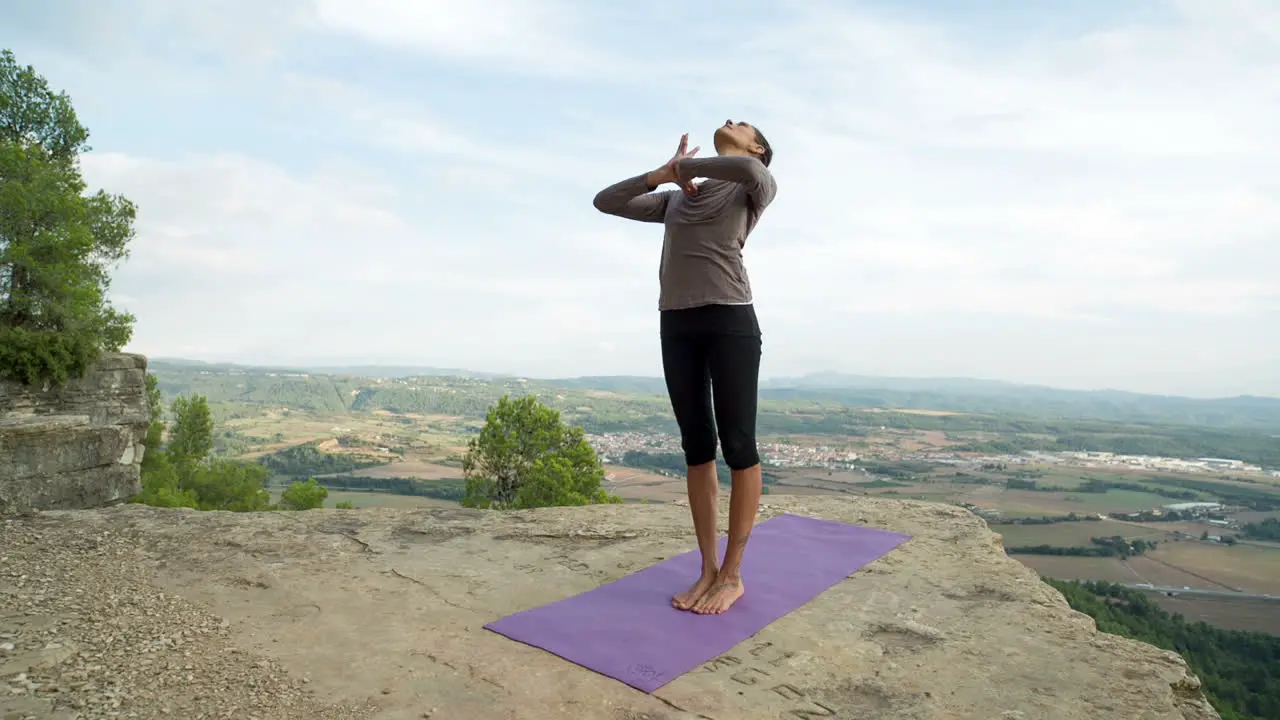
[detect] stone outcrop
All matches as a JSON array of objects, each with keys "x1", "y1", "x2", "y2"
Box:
[
  {"x1": 0, "y1": 353, "x2": 149, "y2": 515},
  {"x1": 0, "y1": 496, "x2": 1221, "y2": 719}
]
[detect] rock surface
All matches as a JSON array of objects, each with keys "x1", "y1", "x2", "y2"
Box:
[
  {"x1": 0, "y1": 354, "x2": 149, "y2": 515},
  {"x1": 1, "y1": 496, "x2": 1221, "y2": 719}
]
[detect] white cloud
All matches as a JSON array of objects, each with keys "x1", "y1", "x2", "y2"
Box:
[
  {"x1": 79, "y1": 149, "x2": 662, "y2": 372},
  {"x1": 310, "y1": 0, "x2": 603, "y2": 76},
  {"x1": 627, "y1": 1, "x2": 1280, "y2": 332}
]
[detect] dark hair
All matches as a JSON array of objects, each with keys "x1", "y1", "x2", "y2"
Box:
[{"x1": 753, "y1": 127, "x2": 773, "y2": 167}]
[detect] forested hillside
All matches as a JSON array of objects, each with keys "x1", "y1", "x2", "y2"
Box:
[
  {"x1": 1048, "y1": 579, "x2": 1280, "y2": 720},
  {"x1": 148, "y1": 361, "x2": 1280, "y2": 467}
]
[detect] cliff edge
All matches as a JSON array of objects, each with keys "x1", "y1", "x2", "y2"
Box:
[
  {"x1": 1, "y1": 496, "x2": 1220, "y2": 720},
  {"x1": 0, "y1": 353, "x2": 149, "y2": 515}
]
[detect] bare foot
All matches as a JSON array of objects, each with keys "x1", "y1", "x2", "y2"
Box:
[
  {"x1": 672, "y1": 570, "x2": 718, "y2": 610},
  {"x1": 692, "y1": 575, "x2": 745, "y2": 615}
]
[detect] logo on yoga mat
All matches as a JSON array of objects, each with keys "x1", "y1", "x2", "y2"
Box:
[{"x1": 628, "y1": 664, "x2": 666, "y2": 682}]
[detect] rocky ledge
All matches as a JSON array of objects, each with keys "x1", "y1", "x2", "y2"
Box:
[
  {"x1": 0, "y1": 353, "x2": 150, "y2": 515},
  {"x1": 0, "y1": 496, "x2": 1219, "y2": 719}
]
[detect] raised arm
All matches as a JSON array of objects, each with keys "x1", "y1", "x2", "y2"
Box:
[
  {"x1": 676, "y1": 155, "x2": 777, "y2": 210},
  {"x1": 592, "y1": 173, "x2": 676, "y2": 224},
  {"x1": 594, "y1": 134, "x2": 702, "y2": 223}
]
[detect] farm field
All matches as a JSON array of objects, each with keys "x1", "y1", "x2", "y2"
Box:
[
  {"x1": 953, "y1": 486, "x2": 1136, "y2": 517},
  {"x1": 1149, "y1": 542, "x2": 1280, "y2": 595},
  {"x1": 957, "y1": 487, "x2": 1075, "y2": 517},
  {"x1": 604, "y1": 466, "x2": 686, "y2": 503},
  {"x1": 1012, "y1": 551, "x2": 1252, "y2": 596},
  {"x1": 773, "y1": 469, "x2": 868, "y2": 486},
  {"x1": 1014, "y1": 556, "x2": 1142, "y2": 585},
  {"x1": 1060, "y1": 488, "x2": 1179, "y2": 512},
  {"x1": 997, "y1": 467, "x2": 1101, "y2": 489},
  {"x1": 220, "y1": 409, "x2": 468, "y2": 461},
  {"x1": 1129, "y1": 521, "x2": 1214, "y2": 536},
  {"x1": 267, "y1": 489, "x2": 459, "y2": 510},
  {"x1": 895, "y1": 429, "x2": 963, "y2": 451},
  {"x1": 993, "y1": 521, "x2": 1165, "y2": 547},
  {"x1": 1016, "y1": 538, "x2": 1280, "y2": 596},
  {"x1": 324, "y1": 460, "x2": 463, "y2": 481},
  {"x1": 776, "y1": 467, "x2": 1236, "y2": 520},
  {"x1": 1123, "y1": 555, "x2": 1232, "y2": 590},
  {"x1": 1135, "y1": 593, "x2": 1280, "y2": 636}
]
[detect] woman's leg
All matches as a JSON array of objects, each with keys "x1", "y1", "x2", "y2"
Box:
[
  {"x1": 692, "y1": 325, "x2": 762, "y2": 615},
  {"x1": 660, "y1": 327, "x2": 721, "y2": 609}
]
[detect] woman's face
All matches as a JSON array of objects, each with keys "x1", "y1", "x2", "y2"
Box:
[{"x1": 713, "y1": 120, "x2": 760, "y2": 151}]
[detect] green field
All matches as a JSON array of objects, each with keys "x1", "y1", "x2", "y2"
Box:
[
  {"x1": 1060, "y1": 489, "x2": 1175, "y2": 512},
  {"x1": 994, "y1": 521, "x2": 1166, "y2": 547}
]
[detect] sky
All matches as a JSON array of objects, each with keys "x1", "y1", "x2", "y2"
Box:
[{"x1": 6, "y1": 0, "x2": 1278, "y2": 397}]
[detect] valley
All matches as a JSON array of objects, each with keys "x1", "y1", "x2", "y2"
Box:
[{"x1": 150, "y1": 359, "x2": 1280, "y2": 636}]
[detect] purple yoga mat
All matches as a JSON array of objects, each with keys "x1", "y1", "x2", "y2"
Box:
[{"x1": 484, "y1": 513, "x2": 911, "y2": 693}]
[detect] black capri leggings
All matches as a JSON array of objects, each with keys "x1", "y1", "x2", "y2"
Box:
[{"x1": 659, "y1": 303, "x2": 762, "y2": 471}]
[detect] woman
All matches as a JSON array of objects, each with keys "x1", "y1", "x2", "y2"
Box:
[{"x1": 592, "y1": 120, "x2": 776, "y2": 615}]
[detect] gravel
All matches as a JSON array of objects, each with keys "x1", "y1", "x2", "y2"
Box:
[{"x1": 1, "y1": 516, "x2": 378, "y2": 720}]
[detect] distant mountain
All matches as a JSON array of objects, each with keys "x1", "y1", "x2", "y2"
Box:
[
  {"x1": 544, "y1": 376, "x2": 671, "y2": 395},
  {"x1": 145, "y1": 359, "x2": 1280, "y2": 430},
  {"x1": 149, "y1": 358, "x2": 506, "y2": 380},
  {"x1": 758, "y1": 372, "x2": 1280, "y2": 429},
  {"x1": 149, "y1": 357, "x2": 311, "y2": 374},
  {"x1": 761, "y1": 372, "x2": 1027, "y2": 393},
  {"x1": 305, "y1": 365, "x2": 508, "y2": 380}
]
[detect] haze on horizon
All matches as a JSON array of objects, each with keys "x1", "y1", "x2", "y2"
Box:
[{"x1": 7, "y1": 0, "x2": 1278, "y2": 399}]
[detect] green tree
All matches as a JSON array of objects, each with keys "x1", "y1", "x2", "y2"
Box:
[
  {"x1": 0, "y1": 49, "x2": 136, "y2": 386},
  {"x1": 334, "y1": 500, "x2": 355, "y2": 510},
  {"x1": 278, "y1": 478, "x2": 328, "y2": 511},
  {"x1": 132, "y1": 373, "x2": 199, "y2": 508},
  {"x1": 133, "y1": 391, "x2": 271, "y2": 512},
  {"x1": 1242, "y1": 518, "x2": 1280, "y2": 541},
  {"x1": 167, "y1": 394, "x2": 213, "y2": 465},
  {"x1": 461, "y1": 394, "x2": 620, "y2": 510},
  {"x1": 131, "y1": 468, "x2": 199, "y2": 508},
  {"x1": 182, "y1": 460, "x2": 271, "y2": 511},
  {"x1": 139, "y1": 372, "x2": 165, "y2": 474}
]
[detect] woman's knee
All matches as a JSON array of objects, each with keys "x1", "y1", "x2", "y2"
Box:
[
  {"x1": 720, "y1": 435, "x2": 760, "y2": 470},
  {"x1": 682, "y1": 433, "x2": 718, "y2": 467}
]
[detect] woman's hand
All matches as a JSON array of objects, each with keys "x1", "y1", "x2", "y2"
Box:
[{"x1": 651, "y1": 133, "x2": 699, "y2": 195}]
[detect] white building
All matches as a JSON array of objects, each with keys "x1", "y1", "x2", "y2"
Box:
[
  {"x1": 1197, "y1": 457, "x2": 1245, "y2": 469},
  {"x1": 1162, "y1": 502, "x2": 1223, "y2": 513}
]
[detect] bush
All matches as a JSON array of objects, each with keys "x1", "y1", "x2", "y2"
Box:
[{"x1": 279, "y1": 479, "x2": 328, "y2": 511}]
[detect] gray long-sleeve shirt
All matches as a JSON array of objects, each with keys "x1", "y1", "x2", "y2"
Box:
[{"x1": 592, "y1": 155, "x2": 777, "y2": 312}]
